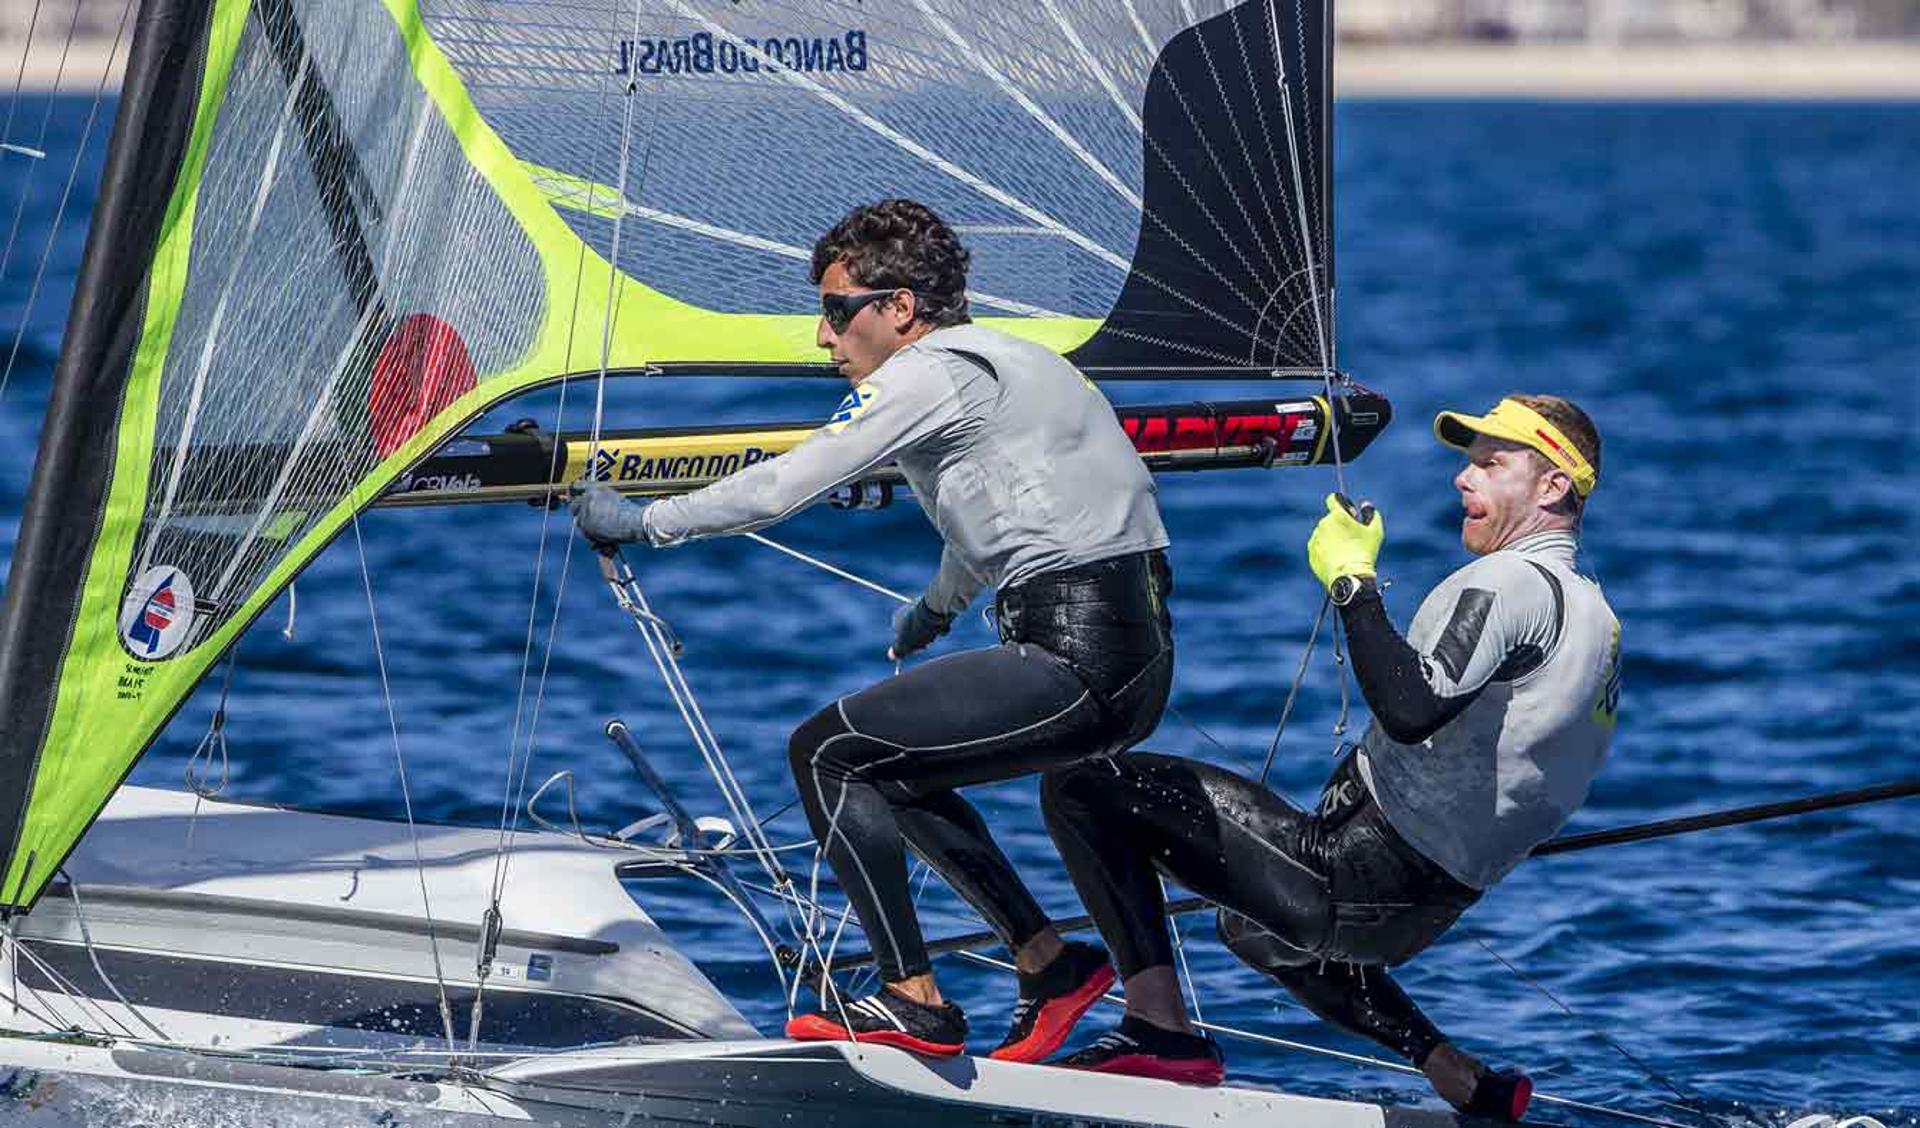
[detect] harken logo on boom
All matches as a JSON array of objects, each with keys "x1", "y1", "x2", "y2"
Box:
[{"x1": 118, "y1": 565, "x2": 198, "y2": 660}]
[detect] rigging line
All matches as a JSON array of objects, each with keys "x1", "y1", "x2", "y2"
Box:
[
  {"x1": 61, "y1": 877, "x2": 169, "y2": 1042},
  {"x1": 351, "y1": 515, "x2": 459, "y2": 1055},
  {"x1": 184, "y1": 642, "x2": 240, "y2": 802},
  {"x1": 745, "y1": 532, "x2": 913, "y2": 605},
  {"x1": 612, "y1": 562, "x2": 787, "y2": 885},
  {"x1": 908, "y1": 0, "x2": 1141, "y2": 212},
  {"x1": 587, "y1": 0, "x2": 653, "y2": 453},
  {"x1": 5, "y1": 927, "x2": 143, "y2": 1040},
  {"x1": 0, "y1": 0, "x2": 133, "y2": 405},
  {"x1": 1166, "y1": 701, "x2": 1237, "y2": 760},
  {"x1": 1466, "y1": 931, "x2": 1721, "y2": 1126},
  {"x1": 1167, "y1": 877, "x2": 1204, "y2": 1024},
  {"x1": 657, "y1": 0, "x2": 1128, "y2": 274},
  {"x1": 479, "y1": 0, "x2": 628, "y2": 999},
  {"x1": 0, "y1": 0, "x2": 45, "y2": 149},
  {"x1": 947, "y1": 946, "x2": 1700, "y2": 1128},
  {"x1": 0, "y1": 932, "x2": 73, "y2": 1035},
  {"x1": 1257, "y1": 592, "x2": 1329, "y2": 786},
  {"x1": 1264, "y1": 0, "x2": 1330, "y2": 372},
  {"x1": 0, "y1": 0, "x2": 79, "y2": 293}
]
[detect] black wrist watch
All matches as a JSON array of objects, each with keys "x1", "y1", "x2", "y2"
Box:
[{"x1": 1328, "y1": 574, "x2": 1375, "y2": 607}]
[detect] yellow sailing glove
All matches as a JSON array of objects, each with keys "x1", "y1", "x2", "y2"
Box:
[{"x1": 1307, "y1": 492, "x2": 1383, "y2": 591}]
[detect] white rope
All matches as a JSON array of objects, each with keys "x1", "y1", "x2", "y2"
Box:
[
  {"x1": 745, "y1": 533, "x2": 912, "y2": 605},
  {"x1": 473, "y1": 0, "x2": 640, "y2": 1049},
  {"x1": 62, "y1": 878, "x2": 169, "y2": 1041},
  {"x1": 586, "y1": 0, "x2": 656, "y2": 451},
  {"x1": 0, "y1": 0, "x2": 135, "y2": 405},
  {"x1": 0, "y1": 0, "x2": 77, "y2": 285},
  {"x1": 0, "y1": 2, "x2": 48, "y2": 152},
  {"x1": 598, "y1": 557, "x2": 845, "y2": 1016},
  {"x1": 351, "y1": 515, "x2": 458, "y2": 1054},
  {"x1": 1257, "y1": 594, "x2": 1328, "y2": 785},
  {"x1": 1166, "y1": 877, "x2": 1204, "y2": 1024}
]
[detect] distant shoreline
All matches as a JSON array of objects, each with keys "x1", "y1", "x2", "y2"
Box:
[
  {"x1": 4, "y1": 40, "x2": 1918, "y2": 100},
  {"x1": 1336, "y1": 43, "x2": 1920, "y2": 99}
]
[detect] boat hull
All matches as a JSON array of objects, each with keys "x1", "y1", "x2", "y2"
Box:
[
  {"x1": 0, "y1": 1035, "x2": 1472, "y2": 1128},
  {"x1": 1, "y1": 785, "x2": 754, "y2": 1053}
]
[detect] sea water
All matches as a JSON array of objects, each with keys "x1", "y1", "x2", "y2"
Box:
[{"x1": 0, "y1": 100, "x2": 1914, "y2": 1127}]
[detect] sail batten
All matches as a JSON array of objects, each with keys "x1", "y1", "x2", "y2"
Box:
[{"x1": 0, "y1": 0, "x2": 1339, "y2": 912}]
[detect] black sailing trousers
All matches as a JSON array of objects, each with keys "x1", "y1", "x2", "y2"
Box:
[
  {"x1": 789, "y1": 550, "x2": 1173, "y2": 983},
  {"x1": 1042, "y1": 749, "x2": 1480, "y2": 1065}
]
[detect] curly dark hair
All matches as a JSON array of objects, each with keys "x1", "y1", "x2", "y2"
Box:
[{"x1": 810, "y1": 199, "x2": 971, "y2": 328}]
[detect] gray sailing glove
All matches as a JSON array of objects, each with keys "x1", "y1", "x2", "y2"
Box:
[
  {"x1": 569, "y1": 482, "x2": 649, "y2": 547},
  {"x1": 889, "y1": 598, "x2": 953, "y2": 660}
]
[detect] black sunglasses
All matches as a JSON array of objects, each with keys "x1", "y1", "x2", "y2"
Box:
[{"x1": 820, "y1": 288, "x2": 908, "y2": 333}]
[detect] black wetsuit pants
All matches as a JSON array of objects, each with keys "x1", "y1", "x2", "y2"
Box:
[
  {"x1": 789, "y1": 550, "x2": 1173, "y2": 983},
  {"x1": 1042, "y1": 750, "x2": 1480, "y2": 1065}
]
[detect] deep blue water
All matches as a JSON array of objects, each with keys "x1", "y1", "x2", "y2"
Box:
[{"x1": 0, "y1": 99, "x2": 1915, "y2": 1127}]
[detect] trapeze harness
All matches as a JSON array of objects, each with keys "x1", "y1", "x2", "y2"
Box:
[
  {"x1": 1044, "y1": 530, "x2": 1620, "y2": 1064},
  {"x1": 641, "y1": 323, "x2": 1174, "y2": 983}
]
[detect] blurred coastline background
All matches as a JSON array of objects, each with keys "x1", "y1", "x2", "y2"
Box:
[{"x1": 6, "y1": 0, "x2": 1920, "y2": 98}]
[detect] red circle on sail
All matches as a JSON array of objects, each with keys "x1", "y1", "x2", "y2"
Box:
[{"x1": 368, "y1": 314, "x2": 478, "y2": 458}]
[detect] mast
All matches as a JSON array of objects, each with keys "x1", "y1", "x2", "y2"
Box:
[{"x1": 0, "y1": 0, "x2": 219, "y2": 910}]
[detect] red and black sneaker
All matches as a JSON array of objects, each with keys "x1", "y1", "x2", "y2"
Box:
[
  {"x1": 1463, "y1": 1067, "x2": 1533, "y2": 1123},
  {"x1": 785, "y1": 988, "x2": 968, "y2": 1057},
  {"x1": 989, "y1": 941, "x2": 1117, "y2": 1063},
  {"x1": 1050, "y1": 1014, "x2": 1226, "y2": 1086}
]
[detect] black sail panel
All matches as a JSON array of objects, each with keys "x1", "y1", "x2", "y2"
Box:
[{"x1": 1070, "y1": 0, "x2": 1333, "y2": 375}]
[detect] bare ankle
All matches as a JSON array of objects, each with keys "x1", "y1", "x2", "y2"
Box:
[
  {"x1": 885, "y1": 974, "x2": 943, "y2": 1008},
  {"x1": 1119, "y1": 966, "x2": 1194, "y2": 1035},
  {"x1": 1013, "y1": 928, "x2": 1065, "y2": 976},
  {"x1": 1421, "y1": 1042, "x2": 1482, "y2": 1108}
]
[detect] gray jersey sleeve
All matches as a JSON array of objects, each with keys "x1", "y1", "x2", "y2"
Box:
[
  {"x1": 641, "y1": 358, "x2": 961, "y2": 547},
  {"x1": 922, "y1": 543, "x2": 987, "y2": 618},
  {"x1": 1408, "y1": 555, "x2": 1561, "y2": 698}
]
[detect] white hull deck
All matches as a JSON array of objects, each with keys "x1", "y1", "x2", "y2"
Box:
[
  {"x1": 2, "y1": 785, "x2": 753, "y2": 1054},
  {"x1": 1, "y1": 1035, "x2": 1469, "y2": 1128}
]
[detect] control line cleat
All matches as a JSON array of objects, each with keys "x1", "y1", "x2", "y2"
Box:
[
  {"x1": 989, "y1": 940, "x2": 1117, "y2": 1064},
  {"x1": 786, "y1": 988, "x2": 967, "y2": 1058},
  {"x1": 1049, "y1": 1014, "x2": 1225, "y2": 1086}
]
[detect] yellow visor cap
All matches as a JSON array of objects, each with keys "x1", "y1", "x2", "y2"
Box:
[{"x1": 1433, "y1": 398, "x2": 1597, "y2": 497}]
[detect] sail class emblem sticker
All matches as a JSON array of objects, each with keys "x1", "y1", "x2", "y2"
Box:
[{"x1": 119, "y1": 565, "x2": 197, "y2": 660}]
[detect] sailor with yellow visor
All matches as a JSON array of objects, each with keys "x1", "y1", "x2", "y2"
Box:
[{"x1": 1038, "y1": 394, "x2": 1620, "y2": 1120}]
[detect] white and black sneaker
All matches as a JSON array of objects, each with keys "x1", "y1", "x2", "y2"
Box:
[
  {"x1": 786, "y1": 987, "x2": 968, "y2": 1057},
  {"x1": 1051, "y1": 1014, "x2": 1225, "y2": 1085}
]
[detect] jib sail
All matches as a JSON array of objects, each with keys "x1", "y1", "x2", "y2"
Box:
[{"x1": 0, "y1": 0, "x2": 1334, "y2": 911}]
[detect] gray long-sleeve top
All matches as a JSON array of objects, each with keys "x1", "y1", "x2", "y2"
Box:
[
  {"x1": 639, "y1": 324, "x2": 1169, "y2": 615},
  {"x1": 1354, "y1": 531, "x2": 1623, "y2": 889}
]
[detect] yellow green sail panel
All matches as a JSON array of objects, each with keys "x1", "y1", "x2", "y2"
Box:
[{"x1": 0, "y1": 0, "x2": 1334, "y2": 910}]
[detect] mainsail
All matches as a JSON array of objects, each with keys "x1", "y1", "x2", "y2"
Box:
[{"x1": 0, "y1": 0, "x2": 1334, "y2": 911}]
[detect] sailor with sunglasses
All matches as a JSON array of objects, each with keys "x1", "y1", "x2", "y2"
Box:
[{"x1": 572, "y1": 199, "x2": 1171, "y2": 1062}]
